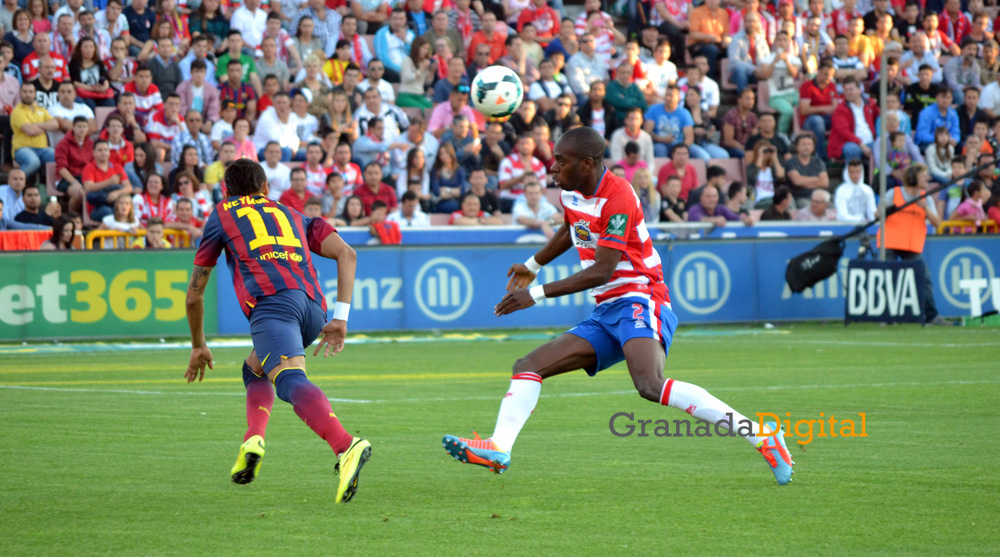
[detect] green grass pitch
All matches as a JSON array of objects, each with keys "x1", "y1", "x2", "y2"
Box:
[{"x1": 1, "y1": 324, "x2": 998, "y2": 555}]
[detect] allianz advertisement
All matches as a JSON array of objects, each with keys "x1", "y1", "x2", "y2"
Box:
[{"x1": 214, "y1": 237, "x2": 1000, "y2": 333}]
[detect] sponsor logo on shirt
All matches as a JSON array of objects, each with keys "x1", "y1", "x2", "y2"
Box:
[
  {"x1": 607, "y1": 214, "x2": 628, "y2": 237},
  {"x1": 572, "y1": 220, "x2": 596, "y2": 247}
]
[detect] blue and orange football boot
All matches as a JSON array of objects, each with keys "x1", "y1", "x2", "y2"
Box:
[
  {"x1": 442, "y1": 432, "x2": 510, "y2": 474},
  {"x1": 758, "y1": 421, "x2": 794, "y2": 485},
  {"x1": 231, "y1": 435, "x2": 265, "y2": 485}
]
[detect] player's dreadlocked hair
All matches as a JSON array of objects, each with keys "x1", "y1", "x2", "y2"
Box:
[
  {"x1": 225, "y1": 159, "x2": 269, "y2": 197},
  {"x1": 559, "y1": 127, "x2": 607, "y2": 166}
]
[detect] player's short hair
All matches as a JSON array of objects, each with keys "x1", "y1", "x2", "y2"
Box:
[
  {"x1": 557, "y1": 127, "x2": 606, "y2": 165},
  {"x1": 224, "y1": 159, "x2": 268, "y2": 196}
]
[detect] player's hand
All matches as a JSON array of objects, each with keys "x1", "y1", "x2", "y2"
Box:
[
  {"x1": 185, "y1": 346, "x2": 214, "y2": 383},
  {"x1": 314, "y1": 319, "x2": 348, "y2": 358},
  {"x1": 494, "y1": 288, "x2": 535, "y2": 316},
  {"x1": 505, "y1": 263, "x2": 537, "y2": 292}
]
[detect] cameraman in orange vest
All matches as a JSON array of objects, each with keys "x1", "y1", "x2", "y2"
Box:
[{"x1": 879, "y1": 163, "x2": 947, "y2": 325}]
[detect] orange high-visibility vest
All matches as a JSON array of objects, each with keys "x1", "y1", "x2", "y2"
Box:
[{"x1": 881, "y1": 187, "x2": 927, "y2": 253}]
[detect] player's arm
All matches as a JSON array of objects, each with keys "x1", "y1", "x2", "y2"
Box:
[
  {"x1": 496, "y1": 243, "x2": 621, "y2": 317},
  {"x1": 185, "y1": 264, "x2": 215, "y2": 383},
  {"x1": 312, "y1": 229, "x2": 358, "y2": 358},
  {"x1": 504, "y1": 222, "x2": 572, "y2": 291}
]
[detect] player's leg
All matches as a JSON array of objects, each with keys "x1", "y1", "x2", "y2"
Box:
[
  {"x1": 620, "y1": 303, "x2": 793, "y2": 484},
  {"x1": 242, "y1": 350, "x2": 274, "y2": 442},
  {"x1": 443, "y1": 330, "x2": 604, "y2": 473},
  {"x1": 230, "y1": 350, "x2": 274, "y2": 484}
]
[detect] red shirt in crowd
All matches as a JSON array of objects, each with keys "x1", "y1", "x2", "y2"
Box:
[
  {"x1": 355, "y1": 182, "x2": 398, "y2": 215},
  {"x1": 55, "y1": 134, "x2": 94, "y2": 178}
]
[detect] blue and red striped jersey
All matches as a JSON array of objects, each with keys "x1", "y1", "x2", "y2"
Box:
[{"x1": 194, "y1": 195, "x2": 336, "y2": 317}]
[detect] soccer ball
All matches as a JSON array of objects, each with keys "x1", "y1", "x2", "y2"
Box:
[{"x1": 471, "y1": 65, "x2": 524, "y2": 120}]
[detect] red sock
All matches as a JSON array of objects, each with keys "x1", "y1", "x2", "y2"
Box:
[
  {"x1": 277, "y1": 370, "x2": 354, "y2": 454},
  {"x1": 244, "y1": 379, "x2": 274, "y2": 441}
]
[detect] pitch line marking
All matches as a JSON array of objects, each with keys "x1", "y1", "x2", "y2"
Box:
[{"x1": 0, "y1": 379, "x2": 996, "y2": 404}]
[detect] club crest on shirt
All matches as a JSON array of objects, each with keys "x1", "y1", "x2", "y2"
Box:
[{"x1": 572, "y1": 220, "x2": 596, "y2": 247}]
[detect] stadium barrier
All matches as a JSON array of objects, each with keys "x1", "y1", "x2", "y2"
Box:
[
  {"x1": 213, "y1": 236, "x2": 1000, "y2": 333},
  {"x1": 2, "y1": 236, "x2": 996, "y2": 341},
  {"x1": 0, "y1": 230, "x2": 50, "y2": 251},
  {"x1": 0, "y1": 250, "x2": 217, "y2": 341},
  {"x1": 85, "y1": 230, "x2": 192, "y2": 249}
]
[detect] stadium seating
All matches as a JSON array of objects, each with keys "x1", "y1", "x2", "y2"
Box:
[{"x1": 937, "y1": 219, "x2": 999, "y2": 234}]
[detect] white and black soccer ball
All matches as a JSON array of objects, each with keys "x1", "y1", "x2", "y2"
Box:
[{"x1": 471, "y1": 65, "x2": 524, "y2": 120}]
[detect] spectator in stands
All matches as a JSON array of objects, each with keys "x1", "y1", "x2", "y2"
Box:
[
  {"x1": 123, "y1": 0, "x2": 156, "y2": 56},
  {"x1": 202, "y1": 141, "x2": 234, "y2": 192},
  {"x1": 499, "y1": 135, "x2": 545, "y2": 212},
  {"x1": 979, "y1": 40, "x2": 1000, "y2": 86},
  {"x1": 614, "y1": 141, "x2": 647, "y2": 183},
  {"x1": 147, "y1": 36, "x2": 182, "y2": 97},
  {"x1": 657, "y1": 174, "x2": 686, "y2": 222},
  {"x1": 427, "y1": 84, "x2": 477, "y2": 140},
  {"x1": 355, "y1": 116, "x2": 410, "y2": 177},
  {"x1": 759, "y1": 31, "x2": 801, "y2": 136},
  {"x1": 744, "y1": 113, "x2": 789, "y2": 163},
  {"x1": 760, "y1": 187, "x2": 793, "y2": 221},
  {"x1": 497, "y1": 34, "x2": 540, "y2": 86},
  {"x1": 170, "y1": 110, "x2": 212, "y2": 168},
  {"x1": 466, "y1": 10, "x2": 505, "y2": 66},
  {"x1": 290, "y1": 18, "x2": 323, "y2": 71},
  {"x1": 830, "y1": 33, "x2": 867, "y2": 87},
  {"x1": 642, "y1": 41, "x2": 675, "y2": 104},
  {"x1": 724, "y1": 181, "x2": 752, "y2": 225},
  {"x1": 83, "y1": 139, "x2": 132, "y2": 221},
  {"x1": 169, "y1": 146, "x2": 205, "y2": 191},
  {"x1": 925, "y1": 126, "x2": 956, "y2": 184},
  {"x1": 513, "y1": 180, "x2": 561, "y2": 238},
  {"x1": 957, "y1": 86, "x2": 986, "y2": 139},
  {"x1": 30, "y1": 55, "x2": 59, "y2": 110},
  {"x1": 373, "y1": 9, "x2": 413, "y2": 84},
  {"x1": 786, "y1": 133, "x2": 830, "y2": 208},
  {"x1": 133, "y1": 172, "x2": 172, "y2": 226},
  {"x1": 795, "y1": 189, "x2": 837, "y2": 221},
  {"x1": 290, "y1": 90, "x2": 321, "y2": 148},
  {"x1": 905, "y1": 64, "x2": 944, "y2": 124},
  {"x1": 106, "y1": 38, "x2": 137, "y2": 93},
  {"x1": 686, "y1": 0, "x2": 729, "y2": 81},
  {"x1": 54, "y1": 115, "x2": 93, "y2": 212},
  {"x1": 450, "y1": 191, "x2": 503, "y2": 225},
  {"x1": 68, "y1": 37, "x2": 114, "y2": 109},
  {"x1": 0, "y1": 169, "x2": 48, "y2": 230},
  {"x1": 566, "y1": 32, "x2": 606, "y2": 103},
  {"x1": 124, "y1": 142, "x2": 160, "y2": 192},
  {"x1": 835, "y1": 159, "x2": 876, "y2": 222},
  {"x1": 429, "y1": 142, "x2": 466, "y2": 214},
  {"x1": 104, "y1": 116, "x2": 134, "y2": 170},
  {"x1": 396, "y1": 36, "x2": 433, "y2": 110},
  {"x1": 22, "y1": 32, "x2": 65, "y2": 83},
  {"x1": 799, "y1": 59, "x2": 837, "y2": 160},
  {"x1": 26, "y1": 0, "x2": 48, "y2": 35},
  {"x1": 431, "y1": 56, "x2": 468, "y2": 104},
  {"x1": 944, "y1": 38, "x2": 981, "y2": 104},
  {"x1": 464, "y1": 168, "x2": 499, "y2": 217},
  {"x1": 356, "y1": 161, "x2": 397, "y2": 215},
  {"x1": 721, "y1": 87, "x2": 758, "y2": 159},
  {"x1": 528, "y1": 58, "x2": 569, "y2": 113},
  {"x1": 423, "y1": 9, "x2": 460, "y2": 55},
  {"x1": 357, "y1": 59, "x2": 395, "y2": 105},
  {"x1": 172, "y1": 171, "x2": 212, "y2": 219},
  {"x1": 260, "y1": 143, "x2": 291, "y2": 202},
  {"x1": 329, "y1": 141, "x2": 362, "y2": 195},
  {"x1": 576, "y1": 81, "x2": 617, "y2": 147},
  {"x1": 4, "y1": 10, "x2": 34, "y2": 67},
  {"x1": 321, "y1": 172, "x2": 346, "y2": 220},
  {"x1": 166, "y1": 196, "x2": 202, "y2": 240},
  {"x1": 605, "y1": 61, "x2": 646, "y2": 123},
  {"x1": 915, "y1": 87, "x2": 960, "y2": 149},
  {"x1": 14, "y1": 182, "x2": 51, "y2": 226},
  {"x1": 145, "y1": 92, "x2": 184, "y2": 161},
  {"x1": 219, "y1": 59, "x2": 258, "y2": 121},
  {"x1": 176, "y1": 60, "x2": 219, "y2": 135},
  {"x1": 38, "y1": 215, "x2": 75, "y2": 249},
  {"x1": 678, "y1": 88, "x2": 722, "y2": 161},
  {"x1": 900, "y1": 31, "x2": 943, "y2": 83},
  {"x1": 279, "y1": 167, "x2": 310, "y2": 213},
  {"x1": 124, "y1": 65, "x2": 163, "y2": 122},
  {"x1": 252, "y1": 94, "x2": 299, "y2": 160},
  {"x1": 609, "y1": 107, "x2": 654, "y2": 169},
  {"x1": 444, "y1": 110, "x2": 486, "y2": 170},
  {"x1": 179, "y1": 36, "x2": 216, "y2": 87},
  {"x1": 643, "y1": 84, "x2": 692, "y2": 158},
  {"x1": 745, "y1": 140, "x2": 786, "y2": 208},
  {"x1": 656, "y1": 142, "x2": 697, "y2": 202},
  {"x1": 388, "y1": 190, "x2": 430, "y2": 227},
  {"x1": 394, "y1": 145, "x2": 431, "y2": 210},
  {"x1": 687, "y1": 183, "x2": 738, "y2": 225},
  {"x1": 12, "y1": 81, "x2": 57, "y2": 182},
  {"x1": 543, "y1": 93, "x2": 578, "y2": 142},
  {"x1": 727, "y1": 12, "x2": 769, "y2": 93},
  {"x1": 49, "y1": 80, "x2": 95, "y2": 145},
  {"x1": 872, "y1": 112, "x2": 924, "y2": 172},
  {"x1": 829, "y1": 77, "x2": 876, "y2": 162},
  {"x1": 230, "y1": 0, "x2": 267, "y2": 51}
]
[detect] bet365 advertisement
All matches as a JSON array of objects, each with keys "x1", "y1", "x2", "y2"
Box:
[{"x1": 0, "y1": 251, "x2": 216, "y2": 341}]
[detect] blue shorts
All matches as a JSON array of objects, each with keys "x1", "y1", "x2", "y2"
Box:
[
  {"x1": 248, "y1": 289, "x2": 327, "y2": 374},
  {"x1": 566, "y1": 296, "x2": 678, "y2": 376}
]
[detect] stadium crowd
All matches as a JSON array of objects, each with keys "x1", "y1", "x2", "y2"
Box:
[{"x1": 0, "y1": 0, "x2": 999, "y2": 249}]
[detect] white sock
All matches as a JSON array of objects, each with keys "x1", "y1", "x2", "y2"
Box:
[
  {"x1": 660, "y1": 379, "x2": 770, "y2": 447},
  {"x1": 490, "y1": 372, "x2": 542, "y2": 452}
]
